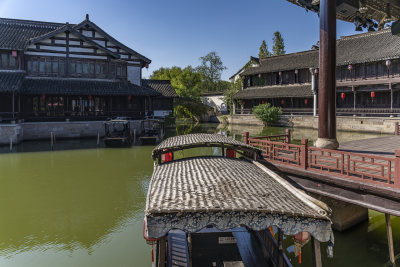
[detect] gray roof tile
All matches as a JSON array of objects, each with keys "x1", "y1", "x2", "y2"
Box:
[
  {"x1": 142, "y1": 79, "x2": 178, "y2": 97},
  {"x1": 20, "y1": 77, "x2": 161, "y2": 96},
  {"x1": 0, "y1": 71, "x2": 25, "y2": 92},
  {"x1": 233, "y1": 84, "x2": 313, "y2": 99}
]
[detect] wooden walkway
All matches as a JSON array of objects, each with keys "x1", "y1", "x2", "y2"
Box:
[{"x1": 339, "y1": 136, "x2": 400, "y2": 157}]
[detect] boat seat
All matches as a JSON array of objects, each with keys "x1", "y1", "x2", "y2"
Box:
[
  {"x1": 168, "y1": 230, "x2": 190, "y2": 267},
  {"x1": 232, "y1": 229, "x2": 271, "y2": 267}
]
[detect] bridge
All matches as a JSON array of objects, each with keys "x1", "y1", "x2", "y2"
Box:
[{"x1": 244, "y1": 130, "x2": 400, "y2": 265}]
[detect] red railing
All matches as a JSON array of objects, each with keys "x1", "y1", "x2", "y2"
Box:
[{"x1": 246, "y1": 131, "x2": 400, "y2": 189}]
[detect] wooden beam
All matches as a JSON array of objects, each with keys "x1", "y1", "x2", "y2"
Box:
[
  {"x1": 311, "y1": 237, "x2": 322, "y2": 267},
  {"x1": 385, "y1": 214, "x2": 396, "y2": 265},
  {"x1": 159, "y1": 236, "x2": 166, "y2": 267}
]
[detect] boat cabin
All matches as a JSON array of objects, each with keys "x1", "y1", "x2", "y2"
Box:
[
  {"x1": 144, "y1": 134, "x2": 334, "y2": 267},
  {"x1": 103, "y1": 119, "x2": 132, "y2": 147}
]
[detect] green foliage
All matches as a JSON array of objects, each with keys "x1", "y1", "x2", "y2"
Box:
[
  {"x1": 258, "y1": 40, "x2": 270, "y2": 59},
  {"x1": 252, "y1": 103, "x2": 282, "y2": 126},
  {"x1": 197, "y1": 51, "x2": 227, "y2": 92},
  {"x1": 223, "y1": 78, "x2": 242, "y2": 115},
  {"x1": 173, "y1": 98, "x2": 209, "y2": 122},
  {"x1": 272, "y1": 31, "x2": 286, "y2": 56},
  {"x1": 150, "y1": 66, "x2": 203, "y2": 99}
]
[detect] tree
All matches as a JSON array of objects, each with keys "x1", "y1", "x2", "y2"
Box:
[
  {"x1": 252, "y1": 103, "x2": 282, "y2": 126},
  {"x1": 272, "y1": 31, "x2": 286, "y2": 56},
  {"x1": 197, "y1": 51, "x2": 227, "y2": 92},
  {"x1": 224, "y1": 78, "x2": 242, "y2": 115},
  {"x1": 258, "y1": 40, "x2": 270, "y2": 59},
  {"x1": 150, "y1": 66, "x2": 203, "y2": 99}
]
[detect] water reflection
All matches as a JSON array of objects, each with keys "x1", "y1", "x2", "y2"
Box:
[{"x1": 0, "y1": 146, "x2": 153, "y2": 266}]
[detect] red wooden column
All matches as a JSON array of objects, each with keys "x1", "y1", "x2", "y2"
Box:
[{"x1": 315, "y1": 0, "x2": 339, "y2": 149}]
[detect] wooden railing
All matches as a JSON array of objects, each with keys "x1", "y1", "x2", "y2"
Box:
[{"x1": 246, "y1": 132, "x2": 400, "y2": 189}]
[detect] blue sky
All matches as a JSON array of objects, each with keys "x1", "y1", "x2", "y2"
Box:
[{"x1": 0, "y1": 0, "x2": 359, "y2": 80}]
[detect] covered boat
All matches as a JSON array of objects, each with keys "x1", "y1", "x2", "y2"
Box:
[
  {"x1": 144, "y1": 134, "x2": 334, "y2": 267},
  {"x1": 140, "y1": 119, "x2": 165, "y2": 145},
  {"x1": 103, "y1": 119, "x2": 133, "y2": 147}
]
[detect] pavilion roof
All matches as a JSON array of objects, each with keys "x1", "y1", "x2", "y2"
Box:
[
  {"x1": 286, "y1": 0, "x2": 400, "y2": 24},
  {"x1": 234, "y1": 84, "x2": 313, "y2": 99}
]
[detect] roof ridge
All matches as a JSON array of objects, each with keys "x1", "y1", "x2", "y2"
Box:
[
  {"x1": 0, "y1": 17, "x2": 66, "y2": 27},
  {"x1": 260, "y1": 49, "x2": 317, "y2": 62},
  {"x1": 339, "y1": 28, "x2": 392, "y2": 41}
]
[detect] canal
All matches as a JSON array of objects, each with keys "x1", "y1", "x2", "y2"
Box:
[{"x1": 0, "y1": 123, "x2": 398, "y2": 266}]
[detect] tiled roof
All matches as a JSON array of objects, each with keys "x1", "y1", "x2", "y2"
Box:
[
  {"x1": 242, "y1": 28, "x2": 400, "y2": 76},
  {"x1": 142, "y1": 79, "x2": 178, "y2": 97},
  {"x1": 0, "y1": 71, "x2": 25, "y2": 92},
  {"x1": 0, "y1": 18, "x2": 64, "y2": 50},
  {"x1": 20, "y1": 77, "x2": 161, "y2": 96},
  {"x1": 242, "y1": 50, "x2": 318, "y2": 76},
  {"x1": 233, "y1": 84, "x2": 313, "y2": 99},
  {"x1": 337, "y1": 28, "x2": 400, "y2": 65}
]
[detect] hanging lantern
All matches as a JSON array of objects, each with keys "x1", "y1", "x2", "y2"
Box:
[
  {"x1": 386, "y1": 60, "x2": 392, "y2": 68},
  {"x1": 293, "y1": 232, "x2": 311, "y2": 265},
  {"x1": 262, "y1": 100, "x2": 265, "y2": 104},
  {"x1": 314, "y1": 68, "x2": 319, "y2": 74},
  {"x1": 348, "y1": 64, "x2": 353, "y2": 71},
  {"x1": 242, "y1": 101, "x2": 246, "y2": 105},
  {"x1": 145, "y1": 63, "x2": 149, "y2": 69},
  {"x1": 258, "y1": 73, "x2": 262, "y2": 78},
  {"x1": 41, "y1": 94, "x2": 46, "y2": 100},
  {"x1": 281, "y1": 99, "x2": 285, "y2": 105},
  {"x1": 295, "y1": 69, "x2": 299, "y2": 75},
  {"x1": 88, "y1": 95, "x2": 92, "y2": 100},
  {"x1": 341, "y1": 93, "x2": 346, "y2": 100},
  {"x1": 304, "y1": 99, "x2": 308, "y2": 105},
  {"x1": 279, "y1": 71, "x2": 282, "y2": 76},
  {"x1": 127, "y1": 95, "x2": 132, "y2": 101},
  {"x1": 11, "y1": 50, "x2": 17, "y2": 58},
  {"x1": 371, "y1": 91, "x2": 375, "y2": 98}
]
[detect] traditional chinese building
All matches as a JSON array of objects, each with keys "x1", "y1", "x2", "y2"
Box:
[
  {"x1": 0, "y1": 15, "x2": 176, "y2": 122},
  {"x1": 233, "y1": 28, "x2": 400, "y2": 117}
]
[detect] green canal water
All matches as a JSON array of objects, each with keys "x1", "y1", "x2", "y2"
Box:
[{"x1": 0, "y1": 123, "x2": 398, "y2": 267}]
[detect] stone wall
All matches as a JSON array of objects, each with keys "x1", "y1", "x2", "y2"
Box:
[
  {"x1": 0, "y1": 120, "x2": 142, "y2": 145},
  {"x1": 223, "y1": 114, "x2": 400, "y2": 134}
]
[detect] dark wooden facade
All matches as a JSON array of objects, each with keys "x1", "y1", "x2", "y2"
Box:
[{"x1": 0, "y1": 16, "x2": 176, "y2": 122}]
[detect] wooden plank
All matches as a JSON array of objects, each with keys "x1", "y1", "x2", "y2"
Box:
[
  {"x1": 385, "y1": 214, "x2": 396, "y2": 265},
  {"x1": 311, "y1": 237, "x2": 322, "y2": 267},
  {"x1": 232, "y1": 230, "x2": 268, "y2": 267},
  {"x1": 168, "y1": 230, "x2": 189, "y2": 267}
]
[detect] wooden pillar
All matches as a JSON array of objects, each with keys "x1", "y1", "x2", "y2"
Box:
[
  {"x1": 311, "y1": 237, "x2": 322, "y2": 267},
  {"x1": 390, "y1": 83, "x2": 393, "y2": 112},
  {"x1": 353, "y1": 86, "x2": 357, "y2": 116},
  {"x1": 243, "y1": 132, "x2": 249, "y2": 144},
  {"x1": 385, "y1": 214, "x2": 396, "y2": 265},
  {"x1": 159, "y1": 236, "x2": 166, "y2": 267},
  {"x1": 285, "y1": 129, "x2": 291, "y2": 144},
  {"x1": 315, "y1": 0, "x2": 339, "y2": 150},
  {"x1": 12, "y1": 92, "x2": 15, "y2": 119},
  {"x1": 395, "y1": 122, "x2": 399, "y2": 136},
  {"x1": 277, "y1": 228, "x2": 284, "y2": 267},
  {"x1": 311, "y1": 68, "x2": 318, "y2": 117}
]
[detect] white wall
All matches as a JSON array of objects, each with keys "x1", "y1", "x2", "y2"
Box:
[
  {"x1": 127, "y1": 65, "x2": 141, "y2": 85},
  {"x1": 202, "y1": 95, "x2": 227, "y2": 112}
]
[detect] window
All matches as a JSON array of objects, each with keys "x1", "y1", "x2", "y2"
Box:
[
  {"x1": 45, "y1": 61, "x2": 51, "y2": 73},
  {"x1": 39, "y1": 60, "x2": 45, "y2": 73},
  {"x1": 89, "y1": 63, "x2": 95, "y2": 74},
  {"x1": 83, "y1": 63, "x2": 89, "y2": 74},
  {"x1": 52, "y1": 61, "x2": 58, "y2": 73},
  {"x1": 1, "y1": 54, "x2": 8, "y2": 66},
  {"x1": 9, "y1": 56, "x2": 16, "y2": 67},
  {"x1": 0, "y1": 53, "x2": 18, "y2": 69},
  {"x1": 76, "y1": 62, "x2": 82, "y2": 74}
]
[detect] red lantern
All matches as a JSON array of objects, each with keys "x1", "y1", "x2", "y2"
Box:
[
  {"x1": 341, "y1": 93, "x2": 346, "y2": 100},
  {"x1": 262, "y1": 100, "x2": 265, "y2": 104},
  {"x1": 281, "y1": 99, "x2": 285, "y2": 105},
  {"x1": 127, "y1": 95, "x2": 132, "y2": 101},
  {"x1": 304, "y1": 99, "x2": 308, "y2": 105},
  {"x1": 348, "y1": 64, "x2": 353, "y2": 71},
  {"x1": 41, "y1": 94, "x2": 46, "y2": 100},
  {"x1": 88, "y1": 95, "x2": 92, "y2": 100},
  {"x1": 242, "y1": 101, "x2": 246, "y2": 105},
  {"x1": 386, "y1": 60, "x2": 391, "y2": 68},
  {"x1": 12, "y1": 50, "x2": 17, "y2": 58},
  {"x1": 371, "y1": 91, "x2": 375, "y2": 98}
]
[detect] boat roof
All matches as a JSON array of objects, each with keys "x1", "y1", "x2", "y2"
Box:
[
  {"x1": 152, "y1": 133, "x2": 262, "y2": 159},
  {"x1": 145, "y1": 155, "x2": 334, "y2": 244}
]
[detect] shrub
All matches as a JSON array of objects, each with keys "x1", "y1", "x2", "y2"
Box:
[{"x1": 252, "y1": 103, "x2": 282, "y2": 126}]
